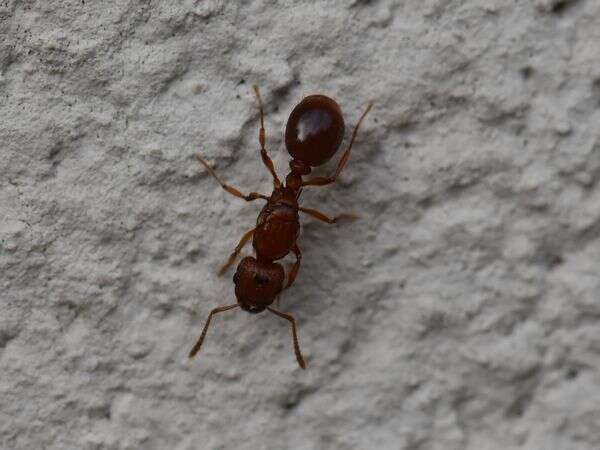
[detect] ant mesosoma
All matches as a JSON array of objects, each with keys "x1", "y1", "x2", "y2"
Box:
[{"x1": 189, "y1": 85, "x2": 372, "y2": 369}]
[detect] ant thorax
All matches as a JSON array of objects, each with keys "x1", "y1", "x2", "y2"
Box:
[{"x1": 253, "y1": 189, "x2": 300, "y2": 262}]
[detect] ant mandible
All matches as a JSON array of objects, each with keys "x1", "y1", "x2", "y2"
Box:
[{"x1": 189, "y1": 85, "x2": 372, "y2": 369}]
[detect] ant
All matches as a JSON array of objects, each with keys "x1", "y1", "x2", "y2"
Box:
[{"x1": 189, "y1": 85, "x2": 372, "y2": 369}]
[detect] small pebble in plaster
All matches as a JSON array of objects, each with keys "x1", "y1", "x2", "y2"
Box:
[{"x1": 188, "y1": 86, "x2": 373, "y2": 369}]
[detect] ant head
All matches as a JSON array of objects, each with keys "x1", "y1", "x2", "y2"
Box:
[
  {"x1": 285, "y1": 95, "x2": 345, "y2": 167},
  {"x1": 233, "y1": 257, "x2": 284, "y2": 313}
]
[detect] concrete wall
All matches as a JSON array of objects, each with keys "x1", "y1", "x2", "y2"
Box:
[{"x1": 1, "y1": 1, "x2": 599, "y2": 449}]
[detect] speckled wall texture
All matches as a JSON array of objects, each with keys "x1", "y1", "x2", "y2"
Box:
[{"x1": 1, "y1": 1, "x2": 600, "y2": 449}]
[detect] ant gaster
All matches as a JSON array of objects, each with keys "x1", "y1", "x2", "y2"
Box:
[{"x1": 189, "y1": 86, "x2": 372, "y2": 369}]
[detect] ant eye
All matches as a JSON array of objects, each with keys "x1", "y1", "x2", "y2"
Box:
[
  {"x1": 233, "y1": 272, "x2": 239, "y2": 284},
  {"x1": 254, "y1": 274, "x2": 269, "y2": 285}
]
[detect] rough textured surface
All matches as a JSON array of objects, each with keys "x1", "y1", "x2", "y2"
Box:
[{"x1": 1, "y1": 1, "x2": 600, "y2": 449}]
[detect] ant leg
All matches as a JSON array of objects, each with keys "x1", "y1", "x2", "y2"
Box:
[
  {"x1": 253, "y1": 85, "x2": 282, "y2": 188},
  {"x1": 266, "y1": 306, "x2": 306, "y2": 369},
  {"x1": 197, "y1": 155, "x2": 269, "y2": 202},
  {"x1": 189, "y1": 304, "x2": 239, "y2": 358},
  {"x1": 299, "y1": 206, "x2": 359, "y2": 224},
  {"x1": 218, "y1": 229, "x2": 254, "y2": 276},
  {"x1": 302, "y1": 102, "x2": 373, "y2": 188},
  {"x1": 285, "y1": 245, "x2": 302, "y2": 289}
]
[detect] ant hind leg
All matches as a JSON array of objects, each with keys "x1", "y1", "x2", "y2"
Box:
[
  {"x1": 299, "y1": 206, "x2": 359, "y2": 224},
  {"x1": 197, "y1": 155, "x2": 269, "y2": 202},
  {"x1": 302, "y1": 102, "x2": 373, "y2": 188},
  {"x1": 253, "y1": 85, "x2": 282, "y2": 188}
]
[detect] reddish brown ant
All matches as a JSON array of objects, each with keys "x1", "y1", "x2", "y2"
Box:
[{"x1": 189, "y1": 86, "x2": 372, "y2": 369}]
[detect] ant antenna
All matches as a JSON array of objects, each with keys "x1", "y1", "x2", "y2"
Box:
[
  {"x1": 267, "y1": 306, "x2": 306, "y2": 369},
  {"x1": 189, "y1": 304, "x2": 239, "y2": 358}
]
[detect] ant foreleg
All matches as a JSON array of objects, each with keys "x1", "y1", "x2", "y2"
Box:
[
  {"x1": 253, "y1": 85, "x2": 282, "y2": 188},
  {"x1": 266, "y1": 306, "x2": 306, "y2": 369},
  {"x1": 285, "y1": 245, "x2": 302, "y2": 289},
  {"x1": 189, "y1": 304, "x2": 239, "y2": 358},
  {"x1": 299, "y1": 206, "x2": 359, "y2": 224},
  {"x1": 302, "y1": 102, "x2": 373, "y2": 188},
  {"x1": 197, "y1": 155, "x2": 269, "y2": 202},
  {"x1": 218, "y1": 229, "x2": 255, "y2": 276}
]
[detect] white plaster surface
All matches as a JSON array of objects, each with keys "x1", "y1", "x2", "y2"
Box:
[{"x1": 1, "y1": 1, "x2": 600, "y2": 449}]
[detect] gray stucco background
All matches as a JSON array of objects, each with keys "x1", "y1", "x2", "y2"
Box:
[{"x1": 1, "y1": 1, "x2": 600, "y2": 449}]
